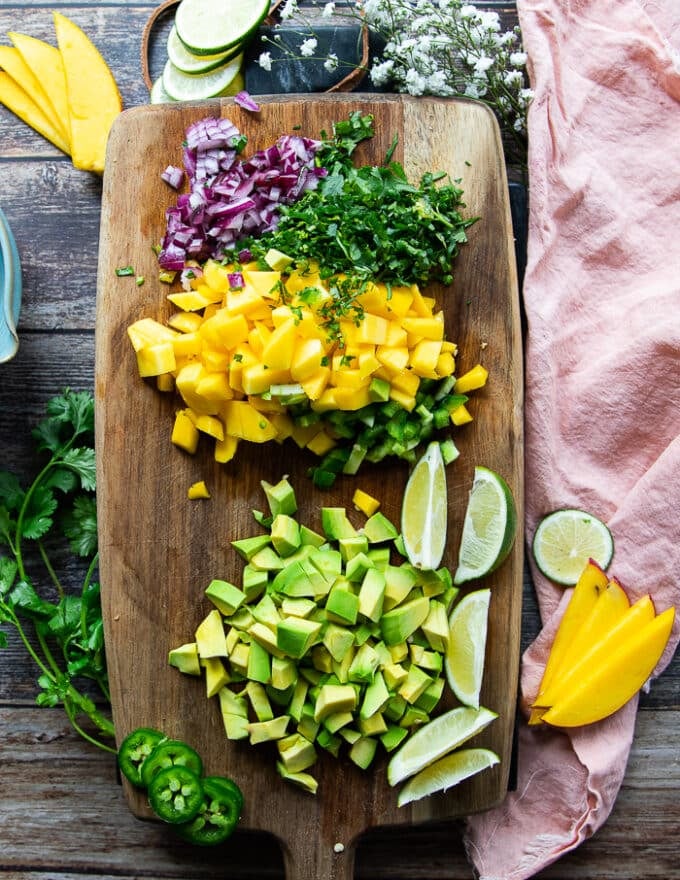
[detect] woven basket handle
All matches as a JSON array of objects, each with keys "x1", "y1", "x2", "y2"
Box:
[{"x1": 140, "y1": 0, "x2": 368, "y2": 94}]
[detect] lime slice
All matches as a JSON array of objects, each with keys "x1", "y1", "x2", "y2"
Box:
[
  {"x1": 532, "y1": 508, "x2": 614, "y2": 586},
  {"x1": 401, "y1": 441, "x2": 447, "y2": 570},
  {"x1": 453, "y1": 466, "x2": 517, "y2": 585},
  {"x1": 397, "y1": 748, "x2": 500, "y2": 807},
  {"x1": 162, "y1": 55, "x2": 244, "y2": 102},
  {"x1": 387, "y1": 705, "x2": 497, "y2": 786},
  {"x1": 167, "y1": 24, "x2": 242, "y2": 74},
  {"x1": 150, "y1": 76, "x2": 173, "y2": 104},
  {"x1": 175, "y1": 0, "x2": 270, "y2": 56},
  {"x1": 445, "y1": 588, "x2": 490, "y2": 708}
]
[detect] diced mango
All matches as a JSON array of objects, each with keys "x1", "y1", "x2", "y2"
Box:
[
  {"x1": 262, "y1": 317, "x2": 297, "y2": 370},
  {"x1": 194, "y1": 413, "x2": 225, "y2": 442},
  {"x1": 355, "y1": 313, "x2": 389, "y2": 345},
  {"x1": 188, "y1": 480, "x2": 211, "y2": 500},
  {"x1": 409, "y1": 339, "x2": 442, "y2": 377},
  {"x1": 214, "y1": 434, "x2": 239, "y2": 463},
  {"x1": 196, "y1": 372, "x2": 234, "y2": 402},
  {"x1": 352, "y1": 489, "x2": 380, "y2": 516},
  {"x1": 167, "y1": 311, "x2": 203, "y2": 333},
  {"x1": 242, "y1": 269, "x2": 282, "y2": 299},
  {"x1": 291, "y1": 338, "x2": 326, "y2": 382},
  {"x1": 454, "y1": 364, "x2": 489, "y2": 393},
  {"x1": 306, "y1": 430, "x2": 337, "y2": 457},
  {"x1": 223, "y1": 401, "x2": 278, "y2": 442},
  {"x1": 171, "y1": 409, "x2": 199, "y2": 454},
  {"x1": 200, "y1": 310, "x2": 250, "y2": 350},
  {"x1": 136, "y1": 342, "x2": 176, "y2": 377},
  {"x1": 451, "y1": 404, "x2": 473, "y2": 425},
  {"x1": 127, "y1": 317, "x2": 178, "y2": 352}
]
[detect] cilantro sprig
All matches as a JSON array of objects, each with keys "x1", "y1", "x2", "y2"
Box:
[{"x1": 0, "y1": 390, "x2": 114, "y2": 752}]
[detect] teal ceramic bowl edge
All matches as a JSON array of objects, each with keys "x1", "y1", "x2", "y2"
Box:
[{"x1": 0, "y1": 206, "x2": 22, "y2": 363}]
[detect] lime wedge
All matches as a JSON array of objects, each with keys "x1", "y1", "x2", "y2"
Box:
[
  {"x1": 175, "y1": 0, "x2": 270, "y2": 56},
  {"x1": 397, "y1": 748, "x2": 500, "y2": 806},
  {"x1": 453, "y1": 466, "x2": 516, "y2": 585},
  {"x1": 167, "y1": 24, "x2": 242, "y2": 74},
  {"x1": 445, "y1": 588, "x2": 490, "y2": 708},
  {"x1": 162, "y1": 56, "x2": 244, "y2": 102},
  {"x1": 401, "y1": 441, "x2": 447, "y2": 570},
  {"x1": 387, "y1": 705, "x2": 497, "y2": 786},
  {"x1": 532, "y1": 508, "x2": 614, "y2": 586}
]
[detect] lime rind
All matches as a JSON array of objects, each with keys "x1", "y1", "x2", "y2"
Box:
[
  {"x1": 453, "y1": 466, "x2": 517, "y2": 585},
  {"x1": 444, "y1": 588, "x2": 491, "y2": 708},
  {"x1": 397, "y1": 747, "x2": 500, "y2": 806},
  {"x1": 401, "y1": 441, "x2": 447, "y2": 571},
  {"x1": 387, "y1": 705, "x2": 497, "y2": 786},
  {"x1": 175, "y1": 0, "x2": 270, "y2": 56},
  {"x1": 167, "y1": 24, "x2": 241, "y2": 74},
  {"x1": 532, "y1": 508, "x2": 614, "y2": 586}
]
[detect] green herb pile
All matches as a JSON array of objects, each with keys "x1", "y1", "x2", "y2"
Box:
[
  {"x1": 249, "y1": 112, "x2": 476, "y2": 288},
  {"x1": 0, "y1": 389, "x2": 114, "y2": 752}
]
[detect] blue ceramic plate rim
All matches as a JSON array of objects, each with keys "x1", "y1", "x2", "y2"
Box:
[{"x1": 0, "y1": 206, "x2": 22, "y2": 363}]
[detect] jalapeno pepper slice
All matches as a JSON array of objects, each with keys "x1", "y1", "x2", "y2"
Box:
[
  {"x1": 147, "y1": 765, "x2": 204, "y2": 824},
  {"x1": 176, "y1": 775, "x2": 243, "y2": 846},
  {"x1": 117, "y1": 727, "x2": 166, "y2": 788},
  {"x1": 140, "y1": 739, "x2": 204, "y2": 788}
]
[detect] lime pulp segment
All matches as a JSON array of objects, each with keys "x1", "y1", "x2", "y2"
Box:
[{"x1": 532, "y1": 508, "x2": 614, "y2": 586}]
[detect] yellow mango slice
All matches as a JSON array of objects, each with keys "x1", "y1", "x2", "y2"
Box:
[
  {"x1": 0, "y1": 71, "x2": 69, "y2": 155},
  {"x1": 53, "y1": 12, "x2": 122, "y2": 173},
  {"x1": 542, "y1": 606, "x2": 675, "y2": 727},
  {"x1": 533, "y1": 560, "x2": 608, "y2": 703},
  {"x1": 537, "y1": 594, "x2": 656, "y2": 708},
  {"x1": 9, "y1": 32, "x2": 71, "y2": 146},
  {"x1": 0, "y1": 45, "x2": 68, "y2": 144}
]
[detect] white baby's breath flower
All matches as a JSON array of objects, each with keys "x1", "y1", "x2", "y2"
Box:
[
  {"x1": 460, "y1": 5, "x2": 478, "y2": 19},
  {"x1": 499, "y1": 30, "x2": 518, "y2": 46},
  {"x1": 257, "y1": 51, "x2": 272, "y2": 72},
  {"x1": 299, "y1": 37, "x2": 318, "y2": 57},
  {"x1": 279, "y1": 0, "x2": 298, "y2": 20},
  {"x1": 370, "y1": 58, "x2": 395, "y2": 86},
  {"x1": 404, "y1": 67, "x2": 427, "y2": 95},
  {"x1": 324, "y1": 52, "x2": 339, "y2": 71},
  {"x1": 510, "y1": 51, "x2": 528, "y2": 67},
  {"x1": 322, "y1": 1, "x2": 336, "y2": 17},
  {"x1": 503, "y1": 69, "x2": 524, "y2": 88},
  {"x1": 474, "y1": 55, "x2": 494, "y2": 74}
]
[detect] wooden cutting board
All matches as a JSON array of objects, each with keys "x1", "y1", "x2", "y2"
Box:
[{"x1": 95, "y1": 94, "x2": 523, "y2": 879}]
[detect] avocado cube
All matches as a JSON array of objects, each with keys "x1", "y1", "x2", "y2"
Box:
[
  {"x1": 379, "y1": 724, "x2": 409, "y2": 752},
  {"x1": 229, "y1": 641, "x2": 250, "y2": 675},
  {"x1": 297, "y1": 708, "x2": 321, "y2": 743},
  {"x1": 383, "y1": 564, "x2": 418, "y2": 611},
  {"x1": 299, "y1": 558, "x2": 333, "y2": 598},
  {"x1": 321, "y1": 507, "x2": 357, "y2": 540},
  {"x1": 248, "y1": 715, "x2": 290, "y2": 744},
  {"x1": 222, "y1": 713, "x2": 250, "y2": 740},
  {"x1": 271, "y1": 513, "x2": 301, "y2": 557},
  {"x1": 421, "y1": 600, "x2": 450, "y2": 652},
  {"x1": 331, "y1": 645, "x2": 356, "y2": 683},
  {"x1": 205, "y1": 579, "x2": 246, "y2": 616},
  {"x1": 353, "y1": 622, "x2": 374, "y2": 646},
  {"x1": 383, "y1": 662, "x2": 409, "y2": 691},
  {"x1": 442, "y1": 584, "x2": 460, "y2": 612},
  {"x1": 250, "y1": 546, "x2": 286, "y2": 572},
  {"x1": 299, "y1": 523, "x2": 326, "y2": 548},
  {"x1": 218, "y1": 686, "x2": 248, "y2": 719},
  {"x1": 325, "y1": 582, "x2": 359, "y2": 625},
  {"x1": 270, "y1": 560, "x2": 312, "y2": 597},
  {"x1": 286, "y1": 678, "x2": 309, "y2": 723},
  {"x1": 415, "y1": 676, "x2": 446, "y2": 714},
  {"x1": 360, "y1": 670, "x2": 390, "y2": 719},
  {"x1": 388, "y1": 641, "x2": 409, "y2": 663},
  {"x1": 398, "y1": 665, "x2": 432, "y2": 704},
  {"x1": 367, "y1": 546, "x2": 391, "y2": 570},
  {"x1": 308, "y1": 548, "x2": 343, "y2": 582},
  {"x1": 339, "y1": 726, "x2": 362, "y2": 745},
  {"x1": 363, "y1": 511, "x2": 399, "y2": 543},
  {"x1": 309, "y1": 645, "x2": 333, "y2": 674},
  {"x1": 413, "y1": 647, "x2": 443, "y2": 674},
  {"x1": 229, "y1": 607, "x2": 255, "y2": 631},
  {"x1": 399, "y1": 705, "x2": 430, "y2": 728},
  {"x1": 281, "y1": 596, "x2": 316, "y2": 618},
  {"x1": 368, "y1": 376, "x2": 391, "y2": 402},
  {"x1": 418, "y1": 568, "x2": 448, "y2": 598},
  {"x1": 384, "y1": 693, "x2": 407, "y2": 722},
  {"x1": 338, "y1": 534, "x2": 369, "y2": 563},
  {"x1": 261, "y1": 477, "x2": 298, "y2": 517},
  {"x1": 345, "y1": 552, "x2": 374, "y2": 583},
  {"x1": 247, "y1": 639, "x2": 272, "y2": 685},
  {"x1": 277, "y1": 616, "x2": 323, "y2": 659},
  {"x1": 240, "y1": 567, "x2": 268, "y2": 604},
  {"x1": 314, "y1": 684, "x2": 357, "y2": 722},
  {"x1": 252, "y1": 594, "x2": 282, "y2": 628},
  {"x1": 316, "y1": 728, "x2": 342, "y2": 757},
  {"x1": 380, "y1": 596, "x2": 430, "y2": 645},
  {"x1": 349, "y1": 736, "x2": 378, "y2": 770},
  {"x1": 277, "y1": 733, "x2": 317, "y2": 773},
  {"x1": 276, "y1": 761, "x2": 319, "y2": 794},
  {"x1": 231, "y1": 533, "x2": 271, "y2": 562},
  {"x1": 168, "y1": 642, "x2": 201, "y2": 676},
  {"x1": 264, "y1": 247, "x2": 294, "y2": 271},
  {"x1": 201, "y1": 657, "x2": 231, "y2": 698},
  {"x1": 358, "y1": 567, "x2": 386, "y2": 622},
  {"x1": 320, "y1": 623, "x2": 353, "y2": 663},
  {"x1": 358, "y1": 712, "x2": 388, "y2": 737},
  {"x1": 249, "y1": 622, "x2": 285, "y2": 658},
  {"x1": 322, "y1": 710, "x2": 354, "y2": 734},
  {"x1": 348, "y1": 642, "x2": 380, "y2": 684},
  {"x1": 393, "y1": 533, "x2": 407, "y2": 557},
  {"x1": 373, "y1": 640, "x2": 393, "y2": 667},
  {"x1": 245, "y1": 680, "x2": 273, "y2": 721},
  {"x1": 195, "y1": 609, "x2": 227, "y2": 658}
]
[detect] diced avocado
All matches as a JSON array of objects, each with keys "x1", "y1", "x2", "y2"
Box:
[
  {"x1": 225, "y1": 627, "x2": 240, "y2": 656},
  {"x1": 322, "y1": 623, "x2": 355, "y2": 663},
  {"x1": 242, "y1": 564, "x2": 269, "y2": 602},
  {"x1": 412, "y1": 647, "x2": 443, "y2": 674},
  {"x1": 325, "y1": 581, "x2": 359, "y2": 625},
  {"x1": 270, "y1": 513, "x2": 301, "y2": 557},
  {"x1": 251, "y1": 593, "x2": 282, "y2": 629},
  {"x1": 383, "y1": 662, "x2": 409, "y2": 691},
  {"x1": 298, "y1": 558, "x2": 332, "y2": 598},
  {"x1": 231, "y1": 533, "x2": 271, "y2": 561},
  {"x1": 353, "y1": 622, "x2": 375, "y2": 646},
  {"x1": 261, "y1": 477, "x2": 298, "y2": 517},
  {"x1": 384, "y1": 693, "x2": 407, "y2": 722},
  {"x1": 373, "y1": 640, "x2": 393, "y2": 666},
  {"x1": 349, "y1": 736, "x2": 378, "y2": 769},
  {"x1": 246, "y1": 680, "x2": 274, "y2": 722},
  {"x1": 345, "y1": 552, "x2": 374, "y2": 583},
  {"x1": 358, "y1": 567, "x2": 386, "y2": 622},
  {"x1": 222, "y1": 712, "x2": 250, "y2": 740},
  {"x1": 202, "y1": 656, "x2": 231, "y2": 698},
  {"x1": 348, "y1": 642, "x2": 380, "y2": 684},
  {"x1": 195, "y1": 609, "x2": 227, "y2": 658},
  {"x1": 338, "y1": 534, "x2": 369, "y2": 563},
  {"x1": 276, "y1": 761, "x2": 318, "y2": 794},
  {"x1": 388, "y1": 641, "x2": 409, "y2": 664},
  {"x1": 380, "y1": 596, "x2": 430, "y2": 645},
  {"x1": 367, "y1": 546, "x2": 390, "y2": 570},
  {"x1": 358, "y1": 711, "x2": 388, "y2": 737},
  {"x1": 229, "y1": 607, "x2": 255, "y2": 631},
  {"x1": 360, "y1": 670, "x2": 390, "y2": 719},
  {"x1": 310, "y1": 644, "x2": 334, "y2": 673},
  {"x1": 277, "y1": 616, "x2": 323, "y2": 659},
  {"x1": 322, "y1": 710, "x2": 354, "y2": 734},
  {"x1": 205, "y1": 579, "x2": 246, "y2": 616},
  {"x1": 248, "y1": 715, "x2": 290, "y2": 744},
  {"x1": 339, "y1": 726, "x2": 362, "y2": 745},
  {"x1": 393, "y1": 533, "x2": 407, "y2": 557},
  {"x1": 250, "y1": 546, "x2": 286, "y2": 571},
  {"x1": 168, "y1": 642, "x2": 201, "y2": 676},
  {"x1": 383, "y1": 564, "x2": 418, "y2": 611},
  {"x1": 398, "y1": 665, "x2": 432, "y2": 704},
  {"x1": 299, "y1": 523, "x2": 326, "y2": 547},
  {"x1": 277, "y1": 732, "x2": 317, "y2": 772},
  {"x1": 249, "y1": 622, "x2": 285, "y2": 658},
  {"x1": 442, "y1": 584, "x2": 460, "y2": 612},
  {"x1": 341, "y1": 441, "x2": 367, "y2": 475},
  {"x1": 321, "y1": 507, "x2": 358, "y2": 540},
  {"x1": 414, "y1": 676, "x2": 446, "y2": 714},
  {"x1": 313, "y1": 684, "x2": 357, "y2": 722},
  {"x1": 308, "y1": 548, "x2": 343, "y2": 583},
  {"x1": 287, "y1": 677, "x2": 309, "y2": 723},
  {"x1": 264, "y1": 247, "x2": 294, "y2": 271},
  {"x1": 267, "y1": 682, "x2": 295, "y2": 707},
  {"x1": 297, "y1": 707, "x2": 321, "y2": 743},
  {"x1": 399, "y1": 705, "x2": 430, "y2": 728},
  {"x1": 363, "y1": 511, "x2": 399, "y2": 543},
  {"x1": 270, "y1": 560, "x2": 316, "y2": 598},
  {"x1": 380, "y1": 724, "x2": 409, "y2": 752},
  {"x1": 218, "y1": 686, "x2": 248, "y2": 719},
  {"x1": 439, "y1": 437, "x2": 460, "y2": 465},
  {"x1": 229, "y1": 641, "x2": 250, "y2": 675},
  {"x1": 316, "y1": 728, "x2": 342, "y2": 757},
  {"x1": 247, "y1": 639, "x2": 272, "y2": 685},
  {"x1": 280, "y1": 596, "x2": 316, "y2": 618},
  {"x1": 421, "y1": 600, "x2": 450, "y2": 652}
]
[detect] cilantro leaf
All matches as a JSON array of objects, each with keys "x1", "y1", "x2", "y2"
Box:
[
  {"x1": 62, "y1": 494, "x2": 98, "y2": 558},
  {"x1": 61, "y1": 447, "x2": 96, "y2": 492},
  {"x1": 21, "y1": 485, "x2": 57, "y2": 541}
]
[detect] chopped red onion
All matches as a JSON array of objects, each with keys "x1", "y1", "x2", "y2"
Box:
[
  {"x1": 228, "y1": 272, "x2": 244, "y2": 289},
  {"x1": 234, "y1": 91, "x2": 261, "y2": 113},
  {"x1": 161, "y1": 164, "x2": 184, "y2": 190}
]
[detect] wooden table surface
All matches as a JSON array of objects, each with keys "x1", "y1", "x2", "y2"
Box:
[{"x1": 1, "y1": 2, "x2": 678, "y2": 878}]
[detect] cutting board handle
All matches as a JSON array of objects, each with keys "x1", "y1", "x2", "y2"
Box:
[{"x1": 282, "y1": 834, "x2": 355, "y2": 880}]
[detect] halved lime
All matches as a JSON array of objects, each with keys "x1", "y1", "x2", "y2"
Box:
[
  {"x1": 397, "y1": 748, "x2": 500, "y2": 806},
  {"x1": 387, "y1": 705, "x2": 497, "y2": 786},
  {"x1": 453, "y1": 466, "x2": 517, "y2": 585},
  {"x1": 167, "y1": 24, "x2": 242, "y2": 74},
  {"x1": 162, "y1": 55, "x2": 244, "y2": 102},
  {"x1": 401, "y1": 441, "x2": 447, "y2": 570},
  {"x1": 445, "y1": 588, "x2": 490, "y2": 708},
  {"x1": 175, "y1": 0, "x2": 270, "y2": 56},
  {"x1": 532, "y1": 508, "x2": 614, "y2": 586}
]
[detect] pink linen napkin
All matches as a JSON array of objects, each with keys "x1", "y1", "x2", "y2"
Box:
[{"x1": 464, "y1": 1, "x2": 680, "y2": 877}]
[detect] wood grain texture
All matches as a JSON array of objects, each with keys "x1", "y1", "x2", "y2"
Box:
[{"x1": 94, "y1": 94, "x2": 522, "y2": 880}]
